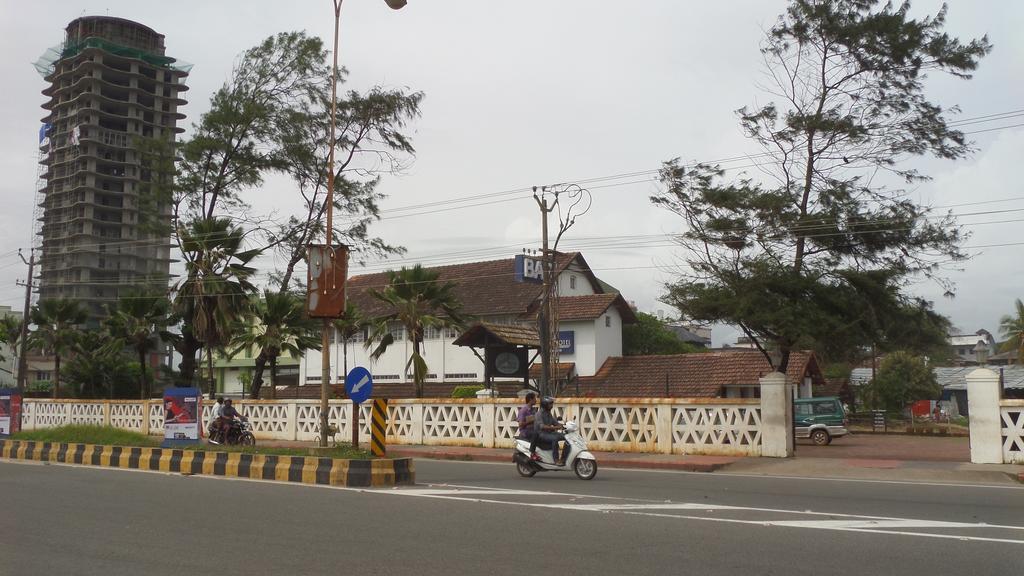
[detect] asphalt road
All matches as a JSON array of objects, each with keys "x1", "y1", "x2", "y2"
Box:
[{"x1": 2, "y1": 458, "x2": 1022, "y2": 575}]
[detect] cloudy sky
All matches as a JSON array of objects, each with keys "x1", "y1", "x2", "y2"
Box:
[{"x1": 0, "y1": 0, "x2": 1021, "y2": 346}]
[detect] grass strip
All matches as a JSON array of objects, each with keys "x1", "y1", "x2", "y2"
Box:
[{"x1": 10, "y1": 425, "x2": 373, "y2": 459}]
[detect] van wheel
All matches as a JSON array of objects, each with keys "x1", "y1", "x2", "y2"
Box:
[{"x1": 810, "y1": 429, "x2": 830, "y2": 446}]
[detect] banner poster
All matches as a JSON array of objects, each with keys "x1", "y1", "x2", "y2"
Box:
[
  {"x1": 0, "y1": 389, "x2": 22, "y2": 437},
  {"x1": 162, "y1": 388, "x2": 201, "y2": 446}
]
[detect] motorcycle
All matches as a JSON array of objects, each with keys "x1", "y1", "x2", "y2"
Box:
[
  {"x1": 209, "y1": 418, "x2": 256, "y2": 446},
  {"x1": 513, "y1": 421, "x2": 597, "y2": 480}
]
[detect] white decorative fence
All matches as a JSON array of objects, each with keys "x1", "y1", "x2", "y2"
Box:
[
  {"x1": 1001, "y1": 400, "x2": 1024, "y2": 464},
  {"x1": 20, "y1": 398, "x2": 762, "y2": 457}
]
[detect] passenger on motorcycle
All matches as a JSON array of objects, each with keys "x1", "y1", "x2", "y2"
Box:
[
  {"x1": 208, "y1": 397, "x2": 225, "y2": 443},
  {"x1": 517, "y1": 392, "x2": 538, "y2": 458},
  {"x1": 533, "y1": 397, "x2": 569, "y2": 466},
  {"x1": 219, "y1": 399, "x2": 247, "y2": 443}
]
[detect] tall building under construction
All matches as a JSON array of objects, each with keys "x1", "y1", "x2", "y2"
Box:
[{"x1": 35, "y1": 16, "x2": 189, "y2": 322}]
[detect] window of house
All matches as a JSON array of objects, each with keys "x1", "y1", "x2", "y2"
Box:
[
  {"x1": 444, "y1": 373, "x2": 478, "y2": 379},
  {"x1": 605, "y1": 315, "x2": 611, "y2": 327},
  {"x1": 36, "y1": 371, "x2": 52, "y2": 381},
  {"x1": 570, "y1": 275, "x2": 577, "y2": 290}
]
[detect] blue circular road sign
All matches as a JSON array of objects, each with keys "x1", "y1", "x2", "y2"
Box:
[{"x1": 345, "y1": 366, "x2": 374, "y2": 404}]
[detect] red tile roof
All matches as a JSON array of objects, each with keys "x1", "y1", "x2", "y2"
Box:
[
  {"x1": 345, "y1": 252, "x2": 590, "y2": 318},
  {"x1": 544, "y1": 293, "x2": 638, "y2": 323},
  {"x1": 528, "y1": 362, "x2": 576, "y2": 380},
  {"x1": 577, "y1": 350, "x2": 823, "y2": 398}
]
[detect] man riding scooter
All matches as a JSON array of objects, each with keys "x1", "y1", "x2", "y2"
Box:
[{"x1": 533, "y1": 397, "x2": 570, "y2": 466}]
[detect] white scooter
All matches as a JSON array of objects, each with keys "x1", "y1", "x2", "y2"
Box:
[{"x1": 513, "y1": 421, "x2": 598, "y2": 480}]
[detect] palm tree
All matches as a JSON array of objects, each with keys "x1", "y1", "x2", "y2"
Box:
[
  {"x1": 30, "y1": 298, "x2": 87, "y2": 398},
  {"x1": 105, "y1": 289, "x2": 178, "y2": 399},
  {"x1": 333, "y1": 301, "x2": 369, "y2": 384},
  {"x1": 0, "y1": 315, "x2": 22, "y2": 363},
  {"x1": 999, "y1": 298, "x2": 1024, "y2": 365},
  {"x1": 232, "y1": 290, "x2": 320, "y2": 399},
  {"x1": 173, "y1": 217, "x2": 260, "y2": 397},
  {"x1": 365, "y1": 265, "x2": 465, "y2": 398}
]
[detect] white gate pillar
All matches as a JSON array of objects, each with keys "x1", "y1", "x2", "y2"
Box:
[
  {"x1": 966, "y1": 368, "x2": 1002, "y2": 464},
  {"x1": 760, "y1": 372, "x2": 794, "y2": 458}
]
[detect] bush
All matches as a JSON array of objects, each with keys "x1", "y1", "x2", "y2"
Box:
[
  {"x1": 863, "y1": 352, "x2": 941, "y2": 413},
  {"x1": 451, "y1": 385, "x2": 484, "y2": 398}
]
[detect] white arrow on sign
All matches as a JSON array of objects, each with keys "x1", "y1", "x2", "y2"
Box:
[{"x1": 352, "y1": 374, "x2": 370, "y2": 394}]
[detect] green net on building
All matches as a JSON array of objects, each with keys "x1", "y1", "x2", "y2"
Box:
[{"x1": 34, "y1": 37, "x2": 192, "y2": 78}]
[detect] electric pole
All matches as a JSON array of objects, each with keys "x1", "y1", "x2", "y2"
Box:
[
  {"x1": 533, "y1": 187, "x2": 554, "y2": 398},
  {"x1": 15, "y1": 249, "x2": 35, "y2": 393}
]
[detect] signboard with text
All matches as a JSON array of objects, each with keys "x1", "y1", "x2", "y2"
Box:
[
  {"x1": 513, "y1": 254, "x2": 544, "y2": 284},
  {"x1": 162, "y1": 388, "x2": 201, "y2": 446},
  {"x1": 558, "y1": 331, "x2": 575, "y2": 355}
]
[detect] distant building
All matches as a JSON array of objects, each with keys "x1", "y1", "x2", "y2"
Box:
[
  {"x1": 665, "y1": 321, "x2": 712, "y2": 348},
  {"x1": 948, "y1": 329, "x2": 997, "y2": 365},
  {"x1": 35, "y1": 16, "x2": 189, "y2": 322}
]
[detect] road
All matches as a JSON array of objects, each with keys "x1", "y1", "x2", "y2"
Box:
[{"x1": 1, "y1": 458, "x2": 1022, "y2": 575}]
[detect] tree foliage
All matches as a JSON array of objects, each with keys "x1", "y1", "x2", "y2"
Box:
[
  {"x1": 62, "y1": 331, "x2": 141, "y2": 399},
  {"x1": 999, "y1": 298, "x2": 1024, "y2": 364},
  {"x1": 231, "y1": 290, "x2": 321, "y2": 399},
  {"x1": 623, "y1": 313, "x2": 702, "y2": 356},
  {"x1": 105, "y1": 289, "x2": 178, "y2": 399},
  {"x1": 864, "y1": 351, "x2": 940, "y2": 412},
  {"x1": 30, "y1": 299, "x2": 88, "y2": 398},
  {"x1": 366, "y1": 266, "x2": 465, "y2": 398},
  {"x1": 654, "y1": 0, "x2": 990, "y2": 372}
]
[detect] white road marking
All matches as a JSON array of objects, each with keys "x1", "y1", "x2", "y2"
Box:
[{"x1": 417, "y1": 458, "x2": 1024, "y2": 490}]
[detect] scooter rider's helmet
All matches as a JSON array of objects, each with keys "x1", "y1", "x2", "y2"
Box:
[{"x1": 540, "y1": 396, "x2": 554, "y2": 410}]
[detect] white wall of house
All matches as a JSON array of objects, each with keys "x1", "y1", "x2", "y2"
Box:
[{"x1": 298, "y1": 266, "x2": 624, "y2": 385}]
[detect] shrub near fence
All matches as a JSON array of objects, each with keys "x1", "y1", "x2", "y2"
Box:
[{"x1": 20, "y1": 397, "x2": 763, "y2": 457}]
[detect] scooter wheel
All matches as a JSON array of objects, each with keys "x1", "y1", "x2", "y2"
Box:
[
  {"x1": 516, "y1": 458, "x2": 537, "y2": 478},
  {"x1": 573, "y1": 458, "x2": 597, "y2": 480}
]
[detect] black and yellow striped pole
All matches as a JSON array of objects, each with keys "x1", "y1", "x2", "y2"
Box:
[{"x1": 371, "y1": 398, "x2": 388, "y2": 456}]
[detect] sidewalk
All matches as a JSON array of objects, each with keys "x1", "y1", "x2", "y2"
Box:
[{"x1": 258, "y1": 439, "x2": 1024, "y2": 485}]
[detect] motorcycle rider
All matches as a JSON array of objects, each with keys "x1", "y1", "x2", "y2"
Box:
[
  {"x1": 533, "y1": 396, "x2": 569, "y2": 466},
  {"x1": 219, "y1": 399, "x2": 247, "y2": 443}
]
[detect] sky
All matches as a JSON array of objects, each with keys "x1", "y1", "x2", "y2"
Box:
[{"x1": 0, "y1": 0, "x2": 1021, "y2": 346}]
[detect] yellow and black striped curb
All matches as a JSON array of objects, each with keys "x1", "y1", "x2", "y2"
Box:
[{"x1": 0, "y1": 440, "x2": 414, "y2": 487}]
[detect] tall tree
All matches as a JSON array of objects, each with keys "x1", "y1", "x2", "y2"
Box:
[
  {"x1": 105, "y1": 289, "x2": 178, "y2": 399},
  {"x1": 173, "y1": 218, "x2": 260, "y2": 396},
  {"x1": 654, "y1": 0, "x2": 990, "y2": 372},
  {"x1": 29, "y1": 299, "x2": 88, "y2": 398},
  {"x1": 365, "y1": 266, "x2": 465, "y2": 398},
  {"x1": 232, "y1": 290, "x2": 321, "y2": 399},
  {"x1": 999, "y1": 298, "x2": 1024, "y2": 364}
]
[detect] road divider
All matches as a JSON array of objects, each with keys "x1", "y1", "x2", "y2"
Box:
[{"x1": 0, "y1": 439, "x2": 414, "y2": 487}]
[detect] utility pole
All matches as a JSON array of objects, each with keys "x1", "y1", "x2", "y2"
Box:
[
  {"x1": 533, "y1": 187, "x2": 554, "y2": 398},
  {"x1": 15, "y1": 249, "x2": 35, "y2": 393}
]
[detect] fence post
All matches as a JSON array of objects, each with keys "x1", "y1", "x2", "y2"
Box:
[
  {"x1": 287, "y1": 401, "x2": 298, "y2": 441},
  {"x1": 966, "y1": 368, "x2": 1002, "y2": 464},
  {"x1": 103, "y1": 401, "x2": 111, "y2": 427},
  {"x1": 760, "y1": 372, "x2": 794, "y2": 458},
  {"x1": 141, "y1": 400, "x2": 150, "y2": 435},
  {"x1": 656, "y1": 404, "x2": 673, "y2": 454},
  {"x1": 479, "y1": 400, "x2": 496, "y2": 448},
  {"x1": 410, "y1": 403, "x2": 424, "y2": 445}
]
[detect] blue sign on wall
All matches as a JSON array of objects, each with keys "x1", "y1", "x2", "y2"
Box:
[
  {"x1": 345, "y1": 366, "x2": 374, "y2": 405},
  {"x1": 513, "y1": 254, "x2": 544, "y2": 284},
  {"x1": 558, "y1": 330, "x2": 575, "y2": 355}
]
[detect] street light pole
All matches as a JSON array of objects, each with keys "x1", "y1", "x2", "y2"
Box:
[{"x1": 320, "y1": 0, "x2": 407, "y2": 448}]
